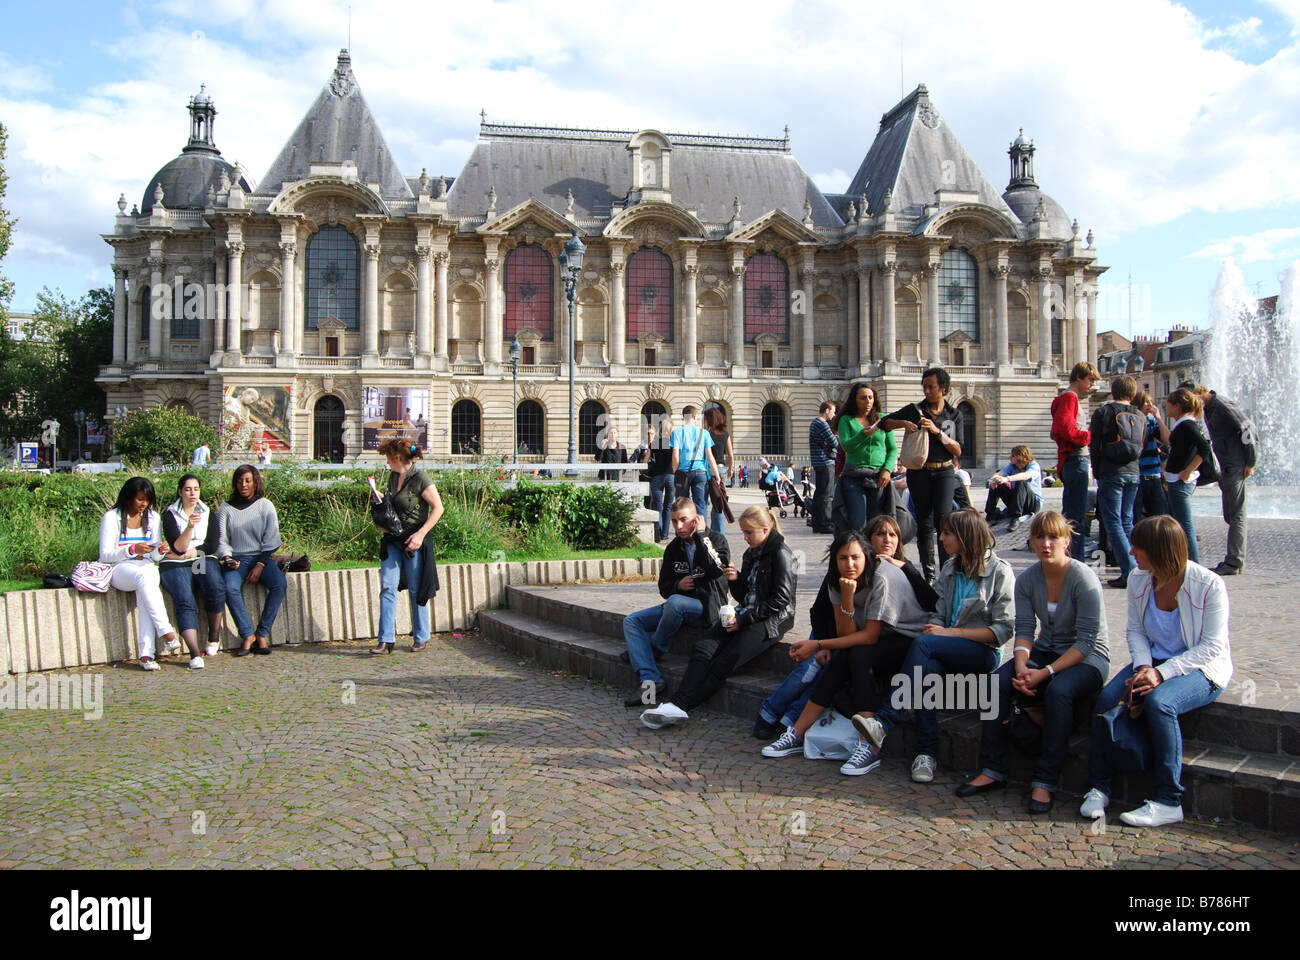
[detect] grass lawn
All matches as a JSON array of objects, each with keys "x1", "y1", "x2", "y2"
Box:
[{"x1": 0, "y1": 578, "x2": 41, "y2": 594}]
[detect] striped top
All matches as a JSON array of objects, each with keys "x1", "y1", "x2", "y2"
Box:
[{"x1": 1138, "y1": 415, "x2": 1164, "y2": 477}]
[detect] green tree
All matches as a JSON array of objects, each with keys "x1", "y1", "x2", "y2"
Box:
[
  {"x1": 0, "y1": 120, "x2": 26, "y2": 444},
  {"x1": 30, "y1": 286, "x2": 112, "y2": 455},
  {"x1": 0, "y1": 121, "x2": 14, "y2": 321},
  {"x1": 112, "y1": 405, "x2": 216, "y2": 468}
]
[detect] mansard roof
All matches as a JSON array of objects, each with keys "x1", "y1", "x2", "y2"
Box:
[
  {"x1": 446, "y1": 123, "x2": 842, "y2": 228},
  {"x1": 258, "y1": 49, "x2": 412, "y2": 199},
  {"x1": 846, "y1": 84, "x2": 1016, "y2": 223}
]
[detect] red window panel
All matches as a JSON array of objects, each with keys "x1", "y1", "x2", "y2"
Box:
[
  {"x1": 505, "y1": 245, "x2": 553, "y2": 340},
  {"x1": 626, "y1": 248, "x2": 673, "y2": 341},
  {"x1": 744, "y1": 253, "x2": 788, "y2": 343}
]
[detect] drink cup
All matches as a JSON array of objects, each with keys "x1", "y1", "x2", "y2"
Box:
[{"x1": 719, "y1": 604, "x2": 737, "y2": 629}]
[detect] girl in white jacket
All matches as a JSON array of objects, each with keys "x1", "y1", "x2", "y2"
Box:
[
  {"x1": 1079, "y1": 514, "x2": 1232, "y2": 827},
  {"x1": 98, "y1": 477, "x2": 179, "y2": 671}
]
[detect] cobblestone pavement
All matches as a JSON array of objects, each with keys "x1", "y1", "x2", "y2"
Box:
[{"x1": 0, "y1": 633, "x2": 1295, "y2": 869}]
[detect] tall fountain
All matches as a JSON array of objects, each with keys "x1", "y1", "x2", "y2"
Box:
[{"x1": 1203, "y1": 258, "x2": 1300, "y2": 513}]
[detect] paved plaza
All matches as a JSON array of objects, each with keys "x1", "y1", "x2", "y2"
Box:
[{"x1": 0, "y1": 479, "x2": 1296, "y2": 869}]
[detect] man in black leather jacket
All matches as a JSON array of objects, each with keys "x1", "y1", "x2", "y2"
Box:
[{"x1": 622, "y1": 499, "x2": 731, "y2": 707}]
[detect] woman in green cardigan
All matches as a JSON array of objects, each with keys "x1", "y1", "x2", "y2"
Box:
[{"x1": 832, "y1": 381, "x2": 897, "y2": 532}]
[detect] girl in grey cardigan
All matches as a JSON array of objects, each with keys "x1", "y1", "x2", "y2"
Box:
[
  {"x1": 862, "y1": 509, "x2": 1015, "y2": 784},
  {"x1": 957, "y1": 510, "x2": 1110, "y2": 813},
  {"x1": 217, "y1": 465, "x2": 286, "y2": 656}
]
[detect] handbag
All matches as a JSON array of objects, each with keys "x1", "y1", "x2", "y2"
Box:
[
  {"x1": 70, "y1": 561, "x2": 113, "y2": 593},
  {"x1": 898, "y1": 405, "x2": 929, "y2": 470},
  {"x1": 43, "y1": 572, "x2": 71, "y2": 589},
  {"x1": 803, "y1": 708, "x2": 859, "y2": 761},
  {"x1": 273, "y1": 554, "x2": 311, "y2": 573}
]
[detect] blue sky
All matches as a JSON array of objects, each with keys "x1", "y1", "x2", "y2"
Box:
[{"x1": 2, "y1": 0, "x2": 1298, "y2": 339}]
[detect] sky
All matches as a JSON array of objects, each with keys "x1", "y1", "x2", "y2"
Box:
[{"x1": 1, "y1": 0, "x2": 1298, "y2": 339}]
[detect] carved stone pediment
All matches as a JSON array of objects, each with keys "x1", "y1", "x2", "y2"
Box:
[
  {"x1": 644, "y1": 382, "x2": 666, "y2": 400},
  {"x1": 762, "y1": 384, "x2": 791, "y2": 406},
  {"x1": 754, "y1": 332, "x2": 782, "y2": 349},
  {"x1": 453, "y1": 380, "x2": 479, "y2": 399},
  {"x1": 582, "y1": 381, "x2": 604, "y2": 401}
]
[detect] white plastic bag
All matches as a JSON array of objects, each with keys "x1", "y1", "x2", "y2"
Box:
[{"x1": 803, "y1": 708, "x2": 860, "y2": 761}]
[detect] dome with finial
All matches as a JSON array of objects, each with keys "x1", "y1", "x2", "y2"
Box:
[
  {"x1": 1000, "y1": 126, "x2": 1071, "y2": 239},
  {"x1": 141, "y1": 84, "x2": 250, "y2": 214}
]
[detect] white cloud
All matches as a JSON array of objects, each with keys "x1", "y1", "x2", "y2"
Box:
[{"x1": 1189, "y1": 227, "x2": 1300, "y2": 262}]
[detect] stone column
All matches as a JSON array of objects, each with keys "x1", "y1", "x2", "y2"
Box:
[
  {"x1": 1072, "y1": 272, "x2": 1086, "y2": 368},
  {"x1": 112, "y1": 266, "x2": 127, "y2": 365},
  {"x1": 148, "y1": 256, "x2": 164, "y2": 360},
  {"x1": 801, "y1": 249, "x2": 816, "y2": 376},
  {"x1": 199, "y1": 259, "x2": 214, "y2": 358},
  {"x1": 609, "y1": 249, "x2": 626, "y2": 371},
  {"x1": 278, "y1": 235, "x2": 297, "y2": 360},
  {"x1": 729, "y1": 261, "x2": 746, "y2": 369},
  {"x1": 925, "y1": 259, "x2": 941, "y2": 367},
  {"x1": 993, "y1": 261, "x2": 1011, "y2": 368},
  {"x1": 844, "y1": 270, "x2": 859, "y2": 371},
  {"x1": 881, "y1": 260, "x2": 898, "y2": 371},
  {"x1": 682, "y1": 249, "x2": 699, "y2": 375},
  {"x1": 1037, "y1": 267, "x2": 1053, "y2": 374},
  {"x1": 363, "y1": 234, "x2": 381, "y2": 361},
  {"x1": 856, "y1": 252, "x2": 872, "y2": 372},
  {"x1": 433, "y1": 251, "x2": 449, "y2": 370},
  {"x1": 415, "y1": 244, "x2": 432, "y2": 368},
  {"x1": 226, "y1": 241, "x2": 244, "y2": 355},
  {"x1": 213, "y1": 251, "x2": 226, "y2": 356},
  {"x1": 483, "y1": 239, "x2": 502, "y2": 369},
  {"x1": 1086, "y1": 288, "x2": 1098, "y2": 368}
]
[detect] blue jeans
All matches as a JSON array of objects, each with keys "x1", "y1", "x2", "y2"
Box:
[
  {"x1": 874, "y1": 633, "x2": 998, "y2": 758},
  {"x1": 978, "y1": 650, "x2": 1103, "y2": 791},
  {"x1": 159, "y1": 561, "x2": 226, "y2": 633},
  {"x1": 1060, "y1": 456, "x2": 1091, "y2": 561},
  {"x1": 1133, "y1": 475, "x2": 1166, "y2": 527},
  {"x1": 649, "y1": 473, "x2": 674, "y2": 540},
  {"x1": 1097, "y1": 474, "x2": 1139, "y2": 579},
  {"x1": 379, "y1": 541, "x2": 430, "y2": 645},
  {"x1": 623, "y1": 594, "x2": 705, "y2": 685},
  {"x1": 1165, "y1": 479, "x2": 1199, "y2": 563},
  {"x1": 709, "y1": 501, "x2": 727, "y2": 534},
  {"x1": 675, "y1": 469, "x2": 709, "y2": 520},
  {"x1": 839, "y1": 474, "x2": 877, "y2": 531},
  {"x1": 1088, "y1": 663, "x2": 1221, "y2": 806},
  {"x1": 222, "y1": 555, "x2": 287, "y2": 639},
  {"x1": 760, "y1": 637, "x2": 824, "y2": 728}
]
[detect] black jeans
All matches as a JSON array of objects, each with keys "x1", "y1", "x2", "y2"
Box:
[
  {"x1": 812, "y1": 464, "x2": 834, "y2": 530},
  {"x1": 907, "y1": 464, "x2": 958, "y2": 580},
  {"x1": 673, "y1": 620, "x2": 777, "y2": 712},
  {"x1": 984, "y1": 482, "x2": 1039, "y2": 521},
  {"x1": 807, "y1": 631, "x2": 912, "y2": 716}
]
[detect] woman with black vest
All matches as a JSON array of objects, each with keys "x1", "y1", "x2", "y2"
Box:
[{"x1": 159, "y1": 473, "x2": 227, "y2": 665}]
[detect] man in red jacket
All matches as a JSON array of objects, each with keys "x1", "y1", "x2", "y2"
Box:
[{"x1": 1051, "y1": 361, "x2": 1100, "y2": 559}]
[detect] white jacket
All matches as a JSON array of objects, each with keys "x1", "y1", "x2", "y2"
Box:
[
  {"x1": 98, "y1": 509, "x2": 164, "y2": 565},
  {"x1": 1126, "y1": 562, "x2": 1232, "y2": 689}
]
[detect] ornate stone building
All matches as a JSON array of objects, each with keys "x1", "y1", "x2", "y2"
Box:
[{"x1": 98, "y1": 50, "x2": 1106, "y2": 467}]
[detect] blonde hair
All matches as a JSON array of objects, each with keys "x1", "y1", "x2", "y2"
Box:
[
  {"x1": 1010, "y1": 444, "x2": 1033, "y2": 464},
  {"x1": 1167, "y1": 388, "x2": 1203, "y2": 418},
  {"x1": 738, "y1": 505, "x2": 781, "y2": 536},
  {"x1": 1028, "y1": 509, "x2": 1075, "y2": 542},
  {"x1": 941, "y1": 508, "x2": 995, "y2": 577}
]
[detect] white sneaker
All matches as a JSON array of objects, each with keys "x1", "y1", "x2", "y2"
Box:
[
  {"x1": 204, "y1": 642, "x2": 220, "y2": 657},
  {"x1": 140, "y1": 659, "x2": 160, "y2": 672},
  {"x1": 163, "y1": 638, "x2": 181, "y2": 656},
  {"x1": 840, "y1": 740, "x2": 882, "y2": 776},
  {"x1": 1079, "y1": 788, "x2": 1109, "y2": 819},
  {"x1": 911, "y1": 754, "x2": 937, "y2": 783},
  {"x1": 640, "y1": 702, "x2": 688, "y2": 729},
  {"x1": 1119, "y1": 800, "x2": 1183, "y2": 827},
  {"x1": 853, "y1": 713, "x2": 886, "y2": 749},
  {"x1": 188, "y1": 656, "x2": 205, "y2": 670}
]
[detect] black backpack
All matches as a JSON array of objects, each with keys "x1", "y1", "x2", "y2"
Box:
[{"x1": 1103, "y1": 403, "x2": 1144, "y2": 465}]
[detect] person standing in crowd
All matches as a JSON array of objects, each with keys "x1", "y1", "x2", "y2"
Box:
[
  {"x1": 373, "y1": 440, "x2": 443, "y2": 654},
  {"x1": 159, "y1": 474, "x2": 226, "y2": 665},
  {"x1": 882, "y1": 368, "x2": 963, "y2": 583},
  {"x1": 641, "y1": 506, "x2": 796, "y2": 729},
  {"x1": 957, "y1": 510, "x2": 1109, "y2": 813},
  {"x1": 217, "y1": 465, "x2": 286, "y2": 656},
  {"x1": 1195, "y1": 384, "x2": 1257, "y2": 576},
  {"x1": 1079, "y1": 515, "x2": 1232, "y2": 828},
  {"x1": 99, "y1": 477, "x2": 180, "y2": 672},
  {"x1": 1132, "y1": 391, "x2": 1169, "y2": 526},
  {"x1": 984, "y1": 444, "x2": 1043, "y2": 533},
  {"x1": 703, "y1": 405, "x2": 734, "y2": 533},
  {"x1": 1051, "y1": 361, "x2": 1100, "y2": 561},
  {"x1": 622, "y1": 498, "x2": 731, "y2": 708},
  {"x1": 1090, "y1": 376, "x2": 1144, "y2": 589},
  {"x1": 192, "y1": 441, "x2": 211, "y2": 467},
  {"x1": 670, "y1": 405, "x2": 723, "y2": 520},
  {"x1": 634, "y1": 418, "x2": 674, "y2": 542},
  {"x1": 596, "y1": 424, "x2": 628, "y2": 483},
  {"x1": 739, "y1": 464, "x2": 749, "y2": 488},
  {"x1": 256, "y1": 440, "x2": 273, "y2": 467},
  {"x1": 834, "y1": 382, "x2": 897, "y2": 534},
  {"x1": 1162, "y1": 388, "x2": 1215, "y2": 565}
]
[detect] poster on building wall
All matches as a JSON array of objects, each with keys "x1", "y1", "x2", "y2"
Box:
[
  {"x1": 363, "y1": 387, "x2": 429, "y2": 451},
  {"x1": 222, "y1": 385, "x2": 292, "y2": 451}
]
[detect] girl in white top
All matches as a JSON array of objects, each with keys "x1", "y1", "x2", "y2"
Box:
[
  {"x1": 1079, "y1": 515, "x2": 1232, "y2": 828},
  {"x1": 97, "y1": 477, "x2": 179, "y2": 671}
]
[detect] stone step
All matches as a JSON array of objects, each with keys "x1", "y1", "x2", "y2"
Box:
[{"x1": 479, "y1": 604, "x2": 1300, "y2": 833}]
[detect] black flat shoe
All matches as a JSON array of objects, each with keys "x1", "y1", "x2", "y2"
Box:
[
  {"x1": 955, "y1": 779, "x2": 1005, "y2": 798},
  {"x1": 1028, "y1": 794, "x2": 1054, "y2": 814},
  {"x1": 233, "y1": 648, "x2": 252, "y2": 657}
]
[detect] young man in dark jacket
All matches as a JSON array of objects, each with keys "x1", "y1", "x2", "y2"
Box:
[
  {"x1": 1089, "y1": 375, "x2": 1142, "y2": 587},
  {"x1": 1197, "y1": 385, "x2": 1258, "y2": 574},
  {"x1": 621, "y1": 498, "x2": 731, "y2": 707}
]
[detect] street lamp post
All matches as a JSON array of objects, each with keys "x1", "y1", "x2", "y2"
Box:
[
  {"x1": 73, "y1": 410, "x2": 85, "y2": 462},
  {"x1": 559, "y1": 230, "x2": 585, "y2": 478},
  {"x1": 509, "y1": 336, "x2": 521, "y2": 465}
]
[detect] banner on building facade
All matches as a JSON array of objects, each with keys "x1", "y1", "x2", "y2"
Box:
[
  {"x1": 363, "y1": 387, "x2": 429, "y2": 450},
  {"x1": 222, "y1": 385, "x2": 292, "y2": 451}
]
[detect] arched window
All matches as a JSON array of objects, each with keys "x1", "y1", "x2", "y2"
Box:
[
  {"x1": 745, "y1": 253, "x2": 789, "y2": 343},
  {"x1": 306, "y1": 226, "x2": 361, "y2": 330},
  {"x1": 313, "y1": 395, "x2": 345, "y2": 463},
  {"x1": 626, "y1": 248, "x2": 673, "y2": 341},
  {"x1": 761, "y1": 402, "x2": 787, "y2": 457},
  {"x1": 516, "y1": 400, "x2": 545, "y2": 457},
  {"x1": 138, "y1": 285, "x2": 152, "y2": 342},
  {"x1": 579, "y1": 400, "x2": 606, "y2": 456},
  {"x1": 956, "y1": 401, "x2": 976, "y2": 468},
  {"x1": 451, "y1": 400, "x2": 481, "y2": 455},
  {"x1": 938, "y1": 248, "x2": 979, "y2": 342},
  {"x1": 640, "y1": 401, "x2": 668, "y2": 444},
  {"x1": 505, "y1": 244, "x2": 553, "y2": 340}
]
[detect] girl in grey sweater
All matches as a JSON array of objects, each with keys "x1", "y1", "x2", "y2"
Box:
[
  {"x1": 217, "y1": 465, "x2": 286, "y2": 656},
  {"x1": 956, "y1": 510, "x2": 1110, "y2": 813}
]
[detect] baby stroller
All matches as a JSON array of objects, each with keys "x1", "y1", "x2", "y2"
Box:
[{"x1": 764, "y1": 475, "x2": 807, "y2": 519}]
